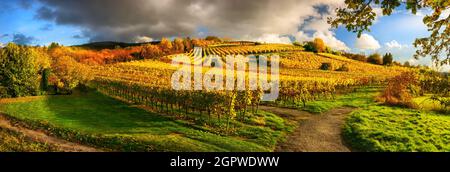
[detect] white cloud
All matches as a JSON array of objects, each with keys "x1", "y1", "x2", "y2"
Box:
[
  {"x1": 441, "y1": 9, "x2": 450, "y2": 20},
  {"x1": 355, "y1": 33, "x2": 381, "y2": 50},
  {"x1": 295, "y1": 14, "x2": 349, "y2": 51},
  {"x1": 303, "y1": 18, "x2": 331, "y2": 32},
  {"x1": 245, "y1": 34, "x2": 292, "y2": 44},
  {"x1": 134, "y1": 36, "x2": 153, "y2": 43},
  {"x1": 0, "y1": 42, "x2": 4, "y2": 48},
  {"x1": 407, "y1": 58, "x2": 420, "y2": 65},
  {"x1": 385, "y1": 40, "x2": 407, "y2": 49},
  {"x1": 313, "y1": 31, "x2": 349, "y2": 51},
  {"x1": 294, "y1": 31, "x2": 311, "y2": 43},
  {"x1": 372, "y1": 7, "x2": 384, "y2": 23},
  {"x1": 373, "y1": 7, "x2": 383, "y2": 16},
  {"x1": 415, "y1": 10, "x2": 425, "y2": 17}
]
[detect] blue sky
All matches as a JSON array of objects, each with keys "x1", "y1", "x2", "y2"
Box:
[
  {"x1": 335, "y1": 9, "x2": 430, "y2": 63},
  {"x1": 0, "y1": 0, "x2": 444, "y2": 68},
  {"x1": 0, "y1": 1, "x2": 88, "y2": 46}
]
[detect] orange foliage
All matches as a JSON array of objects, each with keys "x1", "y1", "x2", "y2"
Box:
[
  {"x1": 139, "y1": 44, "x2": 163, "y2": 59},
  {"x1": 46, "y1": 37, "x2": 214, "y2": 65},
  {"x1": 48, "y1": 46, "x2": 142, "y2": 65},
  {"x1": 377, "y1": 72, "x2": 418, "y2": 108},
  {"x1": 191, "y1": 38, "x2": 215, "y2": 47}
]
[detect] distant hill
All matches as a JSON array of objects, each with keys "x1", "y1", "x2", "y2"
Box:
[{"x1": 73, "y1": 41, "x2": 159, "y2": 50}]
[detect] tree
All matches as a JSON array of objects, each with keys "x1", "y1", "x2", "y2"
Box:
[
  {"x1": 205, "y1": 36, "x2": 222, "y2": 42},
  {"x1": 404, "y1": 61, "x2": 411, "y2": 67},
  {"x1": 191, "y1": 38, "x2": 211, "y2": 47},
  {"x1": 51, "y1": 55, "x2": 92, "y2": 94},
  {"x1": 0, "y1": 43, "x2": 39, "y2": 97},
  {"x1": 159, "y1": 37, "x2": 173, "y2": 54},
  {"x1": 30, "y1": 48, "x2": 52, "y2": 92},
  {"x1": 48, "y1": 42, "x2": 61, "y2": 50},
  {"x1": 368, "y1": 53, "x2": 383, "y2": 65},
  {"x1": 313, "y1": 38, "x2": 326, "y2": 53},
  {"x1": 41, "y1": 68, "x2": 51, "y2": 91},
  {"x1": 303, "y1": 41, "x2": 316, "y2": 52},
  {"x1": 343, "y1": 52, "x2": 367, "y2": 62},
  {"x1": 31, "y1": 48, "x2": 51, "y2": 71},
  {"x1": 139, "y1": 44, "x2": 163, "y2": 59},
  {"x1": 173, "y1": 38, "x2": 185, "y2": 53},
  {"x1": 383, "y1": 53, "x2": 394, "y2": 65},
  {"x1": 184, "y1": 37, "x2": 193, "y2": 52},
  {"x1": 329, "y1": 0, "x2": 450, "y2": 65}
]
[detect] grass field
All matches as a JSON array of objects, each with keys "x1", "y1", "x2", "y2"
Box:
[
  {"x1": 0, "y1": 90, "x2": 293, "y2": 152},
  {"x1": 273, "y1": 86, "x2": 450, "y2": 152},
  {"x1": 344, "y1": 106, "x2": 450, "y2": 152},
  {"x1": 319, "y1": 89, "x2": 450, "y2": 152},
  {"x1": 302, "y1": 87, "x2": 381, "y2": 113},
  {"x1": 269, "y1": 86, "x2": 381, "y2": 113}
]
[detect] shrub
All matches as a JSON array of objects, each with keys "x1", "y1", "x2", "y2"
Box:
[
  {"x1": 342, "y1": 52, "x2": 367, "y2": 62},
  {"x1": 332, "y1": 51, "x2": 342, "y2": 56},
  {"x1": 325, "y1": 47, "x2": 333, "y2": 54},
  {"x1": 377, "y1": 72, "x2": 418, "y2": 108},
  {"x1": 335, "y1": 64, "x2": 350, "y2": 72},
  {"x1": 293, "y1": 42, "x2": 302, "y2": 46},
  {"x1": 320, "y1": 63, "x2": 332, "y2": 70},
  {"x1": 0, "y1": 86, "x2": 8, "y2": 98},
  {"x1": 367, "y1": 53, "x2": 383, "y2": 65}
]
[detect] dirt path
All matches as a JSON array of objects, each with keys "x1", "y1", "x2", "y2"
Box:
[
  {"x1": 0, "y1": 114, "x2": 101, "y2": 152},
  {"x1": 260, "y1": 106, "x2": 354, "y2": 152}
]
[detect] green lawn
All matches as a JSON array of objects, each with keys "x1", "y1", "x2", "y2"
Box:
[
  {"x1": 302, "y1": 87, "x2": 380, "y2": 113},
  {"x1": 344, "y1": 106, "x2": 450, "y2": 152},
  {"x1": 271, "y1": 86, "x2": 381, "y2": 113},
  {"x1": 0, "y1": 91, "x2": 292, "y2": 152}
]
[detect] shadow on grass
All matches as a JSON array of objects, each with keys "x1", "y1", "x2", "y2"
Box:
[{"x1": 0, "y1": 89, "x2": 283, "y2": 151}]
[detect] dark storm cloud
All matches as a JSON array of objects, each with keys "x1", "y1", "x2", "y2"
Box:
[
  {"x1": 35, "y1": 0, "x2": 344, "y2": 42},
  {"x1": 72, "y1": 34, "x2": 85, "y2": 39},
  {"x1": 12, "y1": 34, "x2": 36, "y2": 45},
  {"x1": 35, "y1": 6, "x2": 55, "y2": 20},
  {"x1": 18, "y1": 0, "x2": 33, "y2": 9},
  {"x1": 0, "y1": 0, "x2": 33, "y2": 13},
  {"x1": 36, "y1": 0, "x2": 200, "y2": 41}
]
